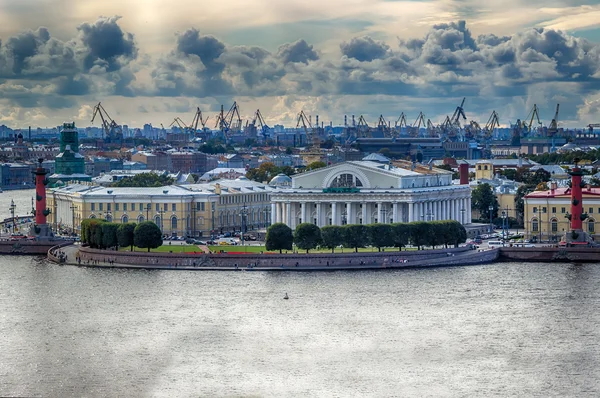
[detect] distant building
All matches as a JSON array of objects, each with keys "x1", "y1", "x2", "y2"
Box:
[
  {"x1": 0, "y1": 163, "x2": 33, "y2": 189},
  {"x1": 48, "y1": 122, "x2": 91, "y2": 186}
]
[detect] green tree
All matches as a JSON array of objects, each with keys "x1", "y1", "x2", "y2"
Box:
[
  {"x1": 321, "y1": 225, "x2": 344, "y2": 253},
  {"x1": 111, "y1": 172, "x2": 174, "y2": 187},
  {"x1": 134, "y1": 221, "x2": 163, "y2": 252},
  {"x1": 117, "y1": 222, "x2": 136, "y2": 251},
  {"x1": 343, "y1": 224, "x2": 368, "y2": 252},
  {"x1": 306, "y1": 161, "x2": 327, "y2": 171},
  {"x1": 246, "y1": 162, "x2": 279, "y2": 183},
  {"x1": 391, "y1": 223, "x2": 410, "y2": 251},
  {"x1": 285, "y1": 147, "x2": 293, "y2": 155},
  {"x1": 294, "y1": 223, "x2": 322, "y2": 253},
  {"x1": 408, "y1": 222, "x2": 429, "y2": 250},
  {"x1": 367, "y1": 224, "x2": 394, "y2": 251},
  {"x1": 92, "y1": 221, "x2": 104, "y2": 249},
  {"x1": 515, "y1": 184, "x2": 535, "y2": 226},
  {"x1": 101, "y1": 223, "x2": 119, "y2": 249},
  {"x1": 266, "y1": 223, "x2": 293, "y2": 253},
  {"x1": 500, "y1": 168, "x2": 517, "y2": 181},
  {"x1": 471, "y1": 183, "x2": 499, "y2": 221}
]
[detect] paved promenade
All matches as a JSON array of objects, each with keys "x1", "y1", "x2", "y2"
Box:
[{"x1": 56, "y1": 243, "x2": 498, "y2": 271}]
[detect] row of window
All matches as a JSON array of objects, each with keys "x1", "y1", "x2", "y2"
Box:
[
  {"x1": 220, "y1": 193, "x2": 269, "y2": 205},
  {"x1": 89, "y1": 202, "x2": 213, "y2": 213},
  {"x1": 531, "y1": 218, "x2": 596, "y2": 233},
  {"x1": 533, "y1": 206, "x2": 600, "y2": 215}
]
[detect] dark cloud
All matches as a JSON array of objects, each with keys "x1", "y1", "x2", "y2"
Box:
[
  {"x1": 340, "y1": 36, "x2": 389, "y2": 62},
  {"x1": 276, "y1": 39, "x2": 319, "y2": 64},
  {"x1": 0, "y1": 16, "x2": 138, "y2": 101},
  {"x1": 77, "y1": 16, "x2": 137, "y2": 72}
]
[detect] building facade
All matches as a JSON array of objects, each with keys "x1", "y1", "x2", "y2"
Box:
[
  {"x1": 270, "y1": 161, "x2": 472, "y2": 229},
  {"x1": 47, "y1": 177, "x2": 278, "y2": 237},
  {"x1": 524, "y1": 185, "x2": 600, "y2": 242},
  {"x1": 49, "y1": 122, "x2": 91, "y2": 185},
  {"x1": 48, "y1": 184, "x2": 219, "y2": 237}
]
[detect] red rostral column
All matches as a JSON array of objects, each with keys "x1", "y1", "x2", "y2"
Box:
[
  {"x1": 569, "y1": 161, "x2": 584, "y2": 231},
  {"x1": 33, "y1": 158, "x2": 48, "y2": 225}
]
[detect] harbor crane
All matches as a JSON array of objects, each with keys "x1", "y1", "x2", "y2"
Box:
[
  {"x1": 246, "y1": 109, "x2": 270, "y2": 141},
  {"x1": 547, "y1": 104, "x2": 560, "y2": 137},
  {"x1": 190, "y1": 107, "x2": 209, "y2": 133},
  {"x1": 169, "y1": 117, "x2": 188, "y2": 130},
  {"x1": 296, "y1": 110, "x2": 318, "y2": 149},
  {"x1": 91, "y1": 102, "x2": 123, "y2": 144},
  {"x1": 408, "y1": 112, "x2": 426, "y2": 137},
  {"x1": 588, "y1": 123, "x2": 600, "y2": 136},
  {"x1": 524, "y1": 104, "x2": 542, "y2": 134},
  {"x1": 377, "y1": 115, "x2": 391, "y2": 137},
  {"x1": 450, "y1": 97, "x2": 467, "y2": 127},
  {"x1": 426, "y1": 119, "x2": 438, "y2": 137},
  {"x1": 483, "y1": 110, "x2": 500, "y2": 138},
  {"x1": 395, "y1": 113, "x2": 408, "y2": 129},
  {"x1": 214, "y1": 101, "x2": 243, "y2": 142},
  {"x1": 356, "y1": 115, "x2": 370, "y2": 138}
]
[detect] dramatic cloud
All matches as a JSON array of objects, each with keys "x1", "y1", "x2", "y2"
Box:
[{"x1": 1, "y1": 14, "x2": 600, "y2": 127}]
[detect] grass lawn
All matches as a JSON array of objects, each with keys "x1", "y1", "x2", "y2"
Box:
[
  {"x1": 120, "y1": 245, "x2": 204, "y2": 253},
  {"x1": 209, "y1": 245, "x2": 418, "y2": 254}
]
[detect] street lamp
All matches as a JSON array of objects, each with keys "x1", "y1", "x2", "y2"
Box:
[
  {"x1": 70, "y1": 204, "x2": 77, "y2": 236},
  {"x1": 489, "y1": 205, "x2": 494, "y2": 233},
  {"x1": 157, "y1": 209, "x2": 164, "y2": 233},
  {"x1": 9, "y1": 199, "x2": 16, "y2": 234},
  {"x1": 211, "y1": 205, "x2": 215, "y2": 239},
  {"x1": 501, "y1": 210, "x2": 507, "y2": 241},
  {"x1": 146, "y1": 203, "x2": 151, "y2": 221},
  {"x1": 240, "y1": 203, "x2": 248, "y2": 245}
]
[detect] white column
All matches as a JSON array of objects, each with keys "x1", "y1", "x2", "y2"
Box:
[
  {"x1": 467, "y1": 197, "x2": 472, "y2": 223},
  {"x1": 300, "y1": 202, "x2": 306, "y2": 224},
  {"x1": 288, "y1": 202, "x2": 293, "y2": 227},
  {"x1": 361, "y1": 202, "x2": 367, "y2": 224},
  {"x1": 316, "y1": 202, "x2": 322, "y2": 227},
  {"x1": 332, "y1": 202, "x2": 337, "y2": 226},
  {"x1": 393, "y1": 202, "x2": 398, "y2": 223},
  {"x1": 377, "y1": 202, "x2": 383, "y2": 223},
  {"x1": 271, "y1": 203, "x2": 276, "y2": 224},
  {"x1": 346, "y1": 202, "x2": 353, "y2": 224},
  {"x1": 455, "y1": 199, "x2": 459, "y2": 221},
  {"x1": 408, "y1": 203, "x2": 414, "y2": 222}
]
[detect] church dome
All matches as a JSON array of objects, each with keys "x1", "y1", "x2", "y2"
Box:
[{"x1": 269, "y1": 173, "x2": 292, "y2": 187}]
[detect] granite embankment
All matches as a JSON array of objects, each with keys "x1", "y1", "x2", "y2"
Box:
[{"x1": 50, "y1": 244, "x2": 499, "y2": 271}]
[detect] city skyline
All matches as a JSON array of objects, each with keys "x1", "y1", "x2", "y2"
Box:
[{"x1": 1, "y1": 0, "x2": 600, "y2": 128}]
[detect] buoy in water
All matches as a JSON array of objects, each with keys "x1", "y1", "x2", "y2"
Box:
[{"x1": 284, "y1": 293, "x2": 289, "y2": 300}]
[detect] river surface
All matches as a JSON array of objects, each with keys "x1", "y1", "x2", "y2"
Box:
[{"x1": 1, "y1": 190, "x2": 600, "y2": 397}]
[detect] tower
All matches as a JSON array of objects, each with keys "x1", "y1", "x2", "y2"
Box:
[
  {"x1": 48, "y1": 122, "x2": 91, "y2": 186},
  {"x1": 563, "y1": 159, "x2": 594, "y2": 245},
  {"x1": 29, "y1": 158, "x2": 54, "y2": 240}
]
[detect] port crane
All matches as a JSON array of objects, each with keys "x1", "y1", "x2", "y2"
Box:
[
  {"x1": 356, "y1": 115, "x2": 370, "y2": 138},
  {"x1": 296, "y1": 110, "x2": 318, "y2": 149},
  {"x1": 214, "y1": 102, "x2": 242, "y2": 142},
  {"x1": 426, "y1": 119, "x2": 438, "y2": 137},
  {"x1": 483, "y1": 110, "x2": 500, "y2": 138},
  {"x1": 408, "y1": 112, "x2": 426, "y2": 137},
  {"x1": 169, "y1": 117, "x2": 188, "y2": 131},
  {"x1": 588, "y1": 123, "x2": 600, "y2": 136},
  {"x1": 547, "y1": 104, "x2": 560, "y2": 137},
  {"x1": 395, "y1": 113, "x2": 408, "y2": 129},
  {"x1": 245, "y1": 109, "x2": 270, "y2": 141},
  {"x1": 524, "y1": 104, "x2": 542, "y2": 135},
  {"x1": 91, "y1": 102, "x2": 123, "y2": 144},
  {"x1": 190, "y1": 107, "x2": 209, "y2": 134}
]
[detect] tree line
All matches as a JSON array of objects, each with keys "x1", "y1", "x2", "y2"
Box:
[
  {"x1": 266, "y1": 220, "x2": 468, "y2": 253},
  {"x1": 81, "y1": 219, "x2": 163, "y2": 252}
]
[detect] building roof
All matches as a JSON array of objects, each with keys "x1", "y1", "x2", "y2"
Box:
[
  {"x1": 268, "y1": 173, "x2": 292, "y2": 187},
  {"x1": 52, "y1": 184, "x2": 216, "y2": 199},
  {"x1": 465, "y1": 159, "x2": 539, "y2": 167},
  {"x1": 525, "y1": 187, "x2": 600, "y2": 198},
  {"x1": 362, "y1": 153, "x2": 391, "y2": 163}
]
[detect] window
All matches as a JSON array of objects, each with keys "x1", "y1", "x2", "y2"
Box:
[
  {"x1": 171, "y1": 217, "x2": 178, "y2": 230},
  {"x1": 139, "y1": 203, "x2": 143, "y2": 212},
  {"x1": 138, "y1": 215, "x2": 144, "y2": 223},
  {"x1": 123, "y1": 203, "x2": 127, "y2": 211},
  {"x1": 91, "y1": 203, "x2": 95, "y2": 211},
  {"x1": 590, "y1": 207, "x2": 594, "y2": 214},
  {"x1": 201, "y1": 202, "x2": 205, "y2": 211},
  {"x1": 156, "y1": 203, "x2": 159, "y2": 212},
  {"x1": 196, "y1": 202, "x2": 201, "y2": 211},
  {"x1": 478, "y1": 165, "x2": 481, "y2": 170},
  {"x1": 589, "y1": 219, "x2": 595, "y2": 233},
  {"x1": 532, "y1": 219, "x2": 539, "y2": 232},
  {"x1": 542, "y1": 207, "x2": 547, "y2": 213},
  {"x1": 561, "y1": 207, "x2": 566, "y2": 214},
  {"x1": 107, "y1": 203, "x2": 111, "y2": 211},
  {"x1": 533, "y1": 207, "x2": 537, "y2": 213},
  {"x1": 552, "y1": 207, "x2": 556, "y2": 214},
  {"x1": 172, "y1": 204, "x2": 176, "y2": 212},
  {"x1": 99, "y1": 203, "x2": 103, "y2": 211},
  {"x1": 484, "y1": 165, "x2": 488, "y2": 170},
  {"x1": 115, "y1": 203, "x2": 119, "y2": 211},
  {"x1": 122, "y1": 215, "x2": 129, "y2": 223},
  {"x1": 164, "y1": 203, "x2": 168, "y2": 211},
  {"x1": 551, "y1": 219, "x2": 558, "y2": 233}
]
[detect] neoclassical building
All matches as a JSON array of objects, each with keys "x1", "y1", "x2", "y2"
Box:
[{"x1": 270, "y1": 160, "x2": 472, "y2": 229}]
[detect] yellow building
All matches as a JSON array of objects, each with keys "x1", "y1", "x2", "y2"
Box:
[
  {"x1": 48, "y1": 183, "x2": 219, "y2": 237},
  {"x1": 47, "y1": 177, "x2": 280, "y2": 237},
  {"x1": 475, "y1": 160, "x2": 494, "y2": 180},
  {"x1": 524, "y1": 185, "x2": 600, "y2": 242}
]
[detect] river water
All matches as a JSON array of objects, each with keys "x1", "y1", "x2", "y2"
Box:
[{"x1": 0, "y1": 190, "x2": 599, "y2": 397}]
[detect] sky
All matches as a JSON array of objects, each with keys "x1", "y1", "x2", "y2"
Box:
[{"x1": 1, "y1": 0, "x2": 600, "y2": 129}]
